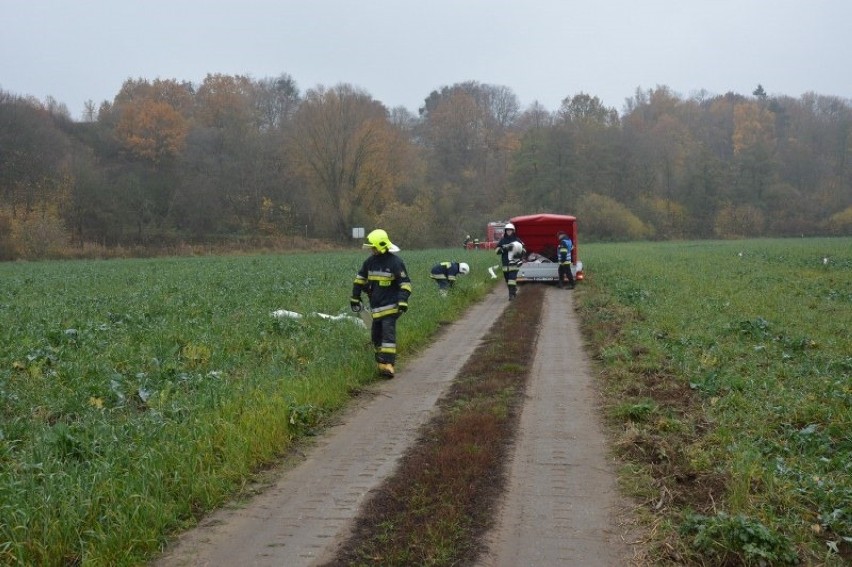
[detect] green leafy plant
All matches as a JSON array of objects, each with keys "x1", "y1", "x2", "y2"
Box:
[{"x1": 681, "y1": 512, "x2": 798, "y2": 565}]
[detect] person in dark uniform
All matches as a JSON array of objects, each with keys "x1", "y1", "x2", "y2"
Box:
[
  {"x1": 351, "y1": 229, "x2": 412, "y2": 378},
  {"x1": 495, "y1": 223, "x2": 524, "y2": 300},
  {"x1": 556, "y1": 230, "x2": 575, "y2": 289},
  {"x1": 429, "y1": 261, "x2": 470, "y2": 296}
]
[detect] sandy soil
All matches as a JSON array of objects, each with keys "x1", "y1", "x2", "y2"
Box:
[{"x1": 153, "y1": 286, "x2": 635, "y2": 566}]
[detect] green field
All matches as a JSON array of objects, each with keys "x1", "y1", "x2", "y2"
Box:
[
  {"x1": 2, "y1": 238, "x2": 849, "y2": 566},
  {"x1": 0, "y1": 248, "x2": 498, "y2": 566},
  {"x1": 576, "y1": 237, "x2": 851, "y2": 565}
]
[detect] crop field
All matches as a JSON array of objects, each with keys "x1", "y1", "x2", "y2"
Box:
[
  {"x1": 0, "y1": 248, "x2": 498, "y2": 566},
  {"x1": 576, "y1": 237, "x2": 851, "y2": 565},
  {"x1": 2, "y1": 238, "x2": 849, "y2": 566}
]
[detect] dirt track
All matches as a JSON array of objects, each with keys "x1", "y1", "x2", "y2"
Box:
[
  {"x1": 476, "y1": 287, "x2": 634, "y2": 566},
  {"x1": 154, "y1": 286, "x2": 633, "y2": 566}
]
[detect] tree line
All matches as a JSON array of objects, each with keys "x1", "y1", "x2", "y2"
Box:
[{"x1": 1, "y1": 75, "x2": 850, "y2": 259}]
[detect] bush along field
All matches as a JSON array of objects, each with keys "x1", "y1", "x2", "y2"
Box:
[
  {"x1": 0, "y1": 247, "x2": 498, "y2": 565},
  {"x1": 576, "y1": 237, "x2": 851, "y2": 566}
]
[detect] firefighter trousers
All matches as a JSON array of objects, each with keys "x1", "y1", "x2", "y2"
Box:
[
  {"x1": 558, "y1": 263, "x2": 575, "y2": 287},
  {"x1": 371, "y1": 315, "x2": 398, "y2": 364},
  {"x1": 502, "y1": 265, "x2": 519, "y2": 296}
]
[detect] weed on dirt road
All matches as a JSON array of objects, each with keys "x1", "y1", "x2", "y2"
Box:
[{"x1": 326, "y1": 286, "x2": 544, "y2": 566}]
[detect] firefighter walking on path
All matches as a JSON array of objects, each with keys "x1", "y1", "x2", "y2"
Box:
[
  {"x1": 556, "y1": 230, "x2": 576, "y2": 289},
  {"x1": 351, "y1": 229, "x2": 412, "y2": 378},
  {"x1": 496, "y1": 222, "x2": 524, "y2": 300},
  {"x1": 429, "y1": 261, "x2": 470, "y2": 296}
]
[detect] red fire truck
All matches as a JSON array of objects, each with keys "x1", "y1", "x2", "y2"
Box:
[{"x1": 464, "y1": 221, "x2": 506, "y2": 250}]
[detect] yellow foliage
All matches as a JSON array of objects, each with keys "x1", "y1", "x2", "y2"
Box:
[
  {"x1": 374, "y1": 195, "x2": 435, "y2": 249},
  {"x1": 638, "y1": 196, "x2": 688, "y2": 238},
  {"x1": 290, "y1": 85, "x2": 405, "y2": 235},
  {"x1": 115, "y1": 99, "x2": 188, "y2": 163},
  {"x1": 0, "y1": 207, "x2": 70, "y2": 259},
  {"x1": 732, "y1": 102, "x2": 775, "y2": 155},
  {"x1": 195, "y1": 73, "x2": 253, "y2": 128},
  {"x1": 714, "y1": 203, "x2": 766, "y2": 238},
  {"x1": 577, "y1": 193, "x2": 653, "y2": 240},
  {"x1": 825, "y1": 206, "x2": 852, "y2": 235}
]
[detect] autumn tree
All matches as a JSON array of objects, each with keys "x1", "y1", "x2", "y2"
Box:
[
  {"x1": 418, "y1": 82, "x2": 520, "y2": 240},
  {"x1": 557, "y1": 93, "x2": 621, "y2": 202},
  {"x1": 511, "y1": 93, "x2": 620, "y2": 216},
  {"x1": 252, "y1": 74, "x2": 300, "y2": 131},
  {"x1": 0, "y1": 92, "x2": 69, "y2": 217},
  {"x1": 732, "y1": 100, "x2": 777, "y2": 201},
  {"x1": 289, "y1": 84, "x2": 407, "y2": 239},
  {"x1": 577, "y1": 193, "x2": 653, "y2": 240},
  {"x1": 114, "y1": 99, "x2": 188, "y2": 164},
  {"x1": 187, "y1": 73, "x2": 274, "y2": 233},
  {"x1": 100, "y1": 79, "x2": 193, "y2": 242}
]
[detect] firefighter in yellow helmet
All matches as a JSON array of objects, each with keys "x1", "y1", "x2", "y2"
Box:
[{"x1": 350, "y1": 229, "x2": 412, "y2": 378}]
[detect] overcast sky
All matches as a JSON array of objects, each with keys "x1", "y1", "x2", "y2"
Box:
[{"x1": 3, "y1": 0, "x2": 851, "y2": 120}]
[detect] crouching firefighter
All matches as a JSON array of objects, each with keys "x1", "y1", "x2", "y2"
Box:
[
  {"x1": 350, "y1": 229, "x2": 412, "y2": 378},
  {"x1": 429, "y1": 261, "x2": 470, "y2": 296}
]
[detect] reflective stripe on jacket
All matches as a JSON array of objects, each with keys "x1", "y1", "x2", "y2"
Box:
[
  {"x1": 557, "y1": 237, "x2": 573, "y2": 265},
  {"x1": 430, "y1": 261, "x2": 461, "y2": 282},
  {"x1": 352, "y1": 252, "x2": 412, "y2": 318}
]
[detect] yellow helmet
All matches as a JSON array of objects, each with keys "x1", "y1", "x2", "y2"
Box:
[{"x1": 364, "y1": 229, "x2": 399, "y2": 253}]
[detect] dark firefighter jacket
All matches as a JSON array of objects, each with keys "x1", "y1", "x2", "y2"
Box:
[
  {"x1": 430, "y1": 261, "x2": 462, "y2": 284},
  {"x1": 352, "y1": 252, "x2": 412, "y2": 319},
  {"x1": 496, "y1": 233, "x2": 524, "y2": 267}
]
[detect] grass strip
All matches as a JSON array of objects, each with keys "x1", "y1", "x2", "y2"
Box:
[
  {"x1": 327, "y1": 285, "x2": 544, "y2": 567},
  {"x1": 575, "y1": 239, "x2": 851, "y2": 566}
]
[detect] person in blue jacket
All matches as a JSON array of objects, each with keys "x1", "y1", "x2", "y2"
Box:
[
  {"x1": 351, "y1": 229, "x2": 412, "y2": 378},
  {"x1": 556, "y1": 230, "x2": 575, "y2": 289}
]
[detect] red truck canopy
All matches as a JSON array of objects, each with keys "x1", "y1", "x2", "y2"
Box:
[{"x1": 510, "y1": 213, "x2": 578, "y2": 263}]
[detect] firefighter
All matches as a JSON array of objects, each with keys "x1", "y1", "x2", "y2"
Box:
[
  {"x1": 429, "y1": 261, "x2": 470, "y2": 296},
  {"x1": 350, "y1": 229, "x2": 412, "y2": 378},
  {"x1": 495, "y1": 223, "x2": 525, "y2": 300},
  {"x1": 556, "y1": 230, "x2": 575, "y2": 289},
  {"x1": 463, "y1": 234, "x2": 472, "y2": 249}
]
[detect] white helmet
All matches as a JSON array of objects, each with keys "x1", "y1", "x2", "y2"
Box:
[
  {"x1": 504, "y1": 223, "x2": 515, "y2": 231},
  {"x1": 459, "y1": 262, "x2": 470, "y2": 275},
  {"x1": 507, "y1": 241, "x2": 524, "y2": 259}
]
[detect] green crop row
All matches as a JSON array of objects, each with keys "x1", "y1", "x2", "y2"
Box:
[{"x1": 576, "y1": 237, "x2": 851, "y2": 566}]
